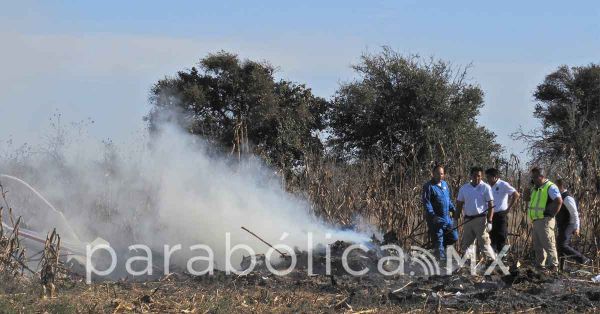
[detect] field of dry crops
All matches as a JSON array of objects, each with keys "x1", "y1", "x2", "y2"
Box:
[
  {"x1": 290, "y1": 155, "x2": 600, "y2": 264},
  {"x1": 2, "y1": 153, "x2": 600, "y2": 313}
]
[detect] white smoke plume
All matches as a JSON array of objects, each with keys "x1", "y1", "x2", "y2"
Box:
[{"x1": 0, "y1": 117, "x2": 373, "y2": 274}]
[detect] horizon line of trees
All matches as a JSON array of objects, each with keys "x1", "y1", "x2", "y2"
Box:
[{"x1": 146, "y1": 47, "x2": 600, "y2": 183}]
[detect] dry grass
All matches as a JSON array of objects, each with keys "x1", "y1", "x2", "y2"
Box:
[
  {"x1": 2, "y1": 266, "x2": 600, "y2": 313},
  {"x1": 0, "y1": 273, "x2": 403, "y2": 313}
]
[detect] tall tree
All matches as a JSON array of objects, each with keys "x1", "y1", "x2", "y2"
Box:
[
  {"x1": 516, "y1": 63, "x2": 600, "y2": 180},
  {"x1": 147, "y1": 51, "x2": 327, "y2": 170},
  {"x1": 328, "y1": 47, "x2": 501, "y2": 169}
]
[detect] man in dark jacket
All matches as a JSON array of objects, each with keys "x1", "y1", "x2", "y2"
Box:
[
  {"x1": 422, "y1": 164, "x2": 458, "y2": 260},
  {"x1": 555, "y1": 179, "x2": 590, "y2": 269}
]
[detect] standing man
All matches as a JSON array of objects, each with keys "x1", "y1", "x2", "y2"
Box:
[
  {"x1": 485, "y1": 168, "x2": 520, "y2": 253},
  {"x1": 457, "y1": 167, "x2": 496, "y2": 261},
  {"x1": 422, "y1": 164, "x2": 458, "y2": 261},
  {"x1": 555, "y1": 179, "x2": 589, "y2": 268},
  {"x1": 528, "y1": 167, "x2": 562, "y2": 271}
]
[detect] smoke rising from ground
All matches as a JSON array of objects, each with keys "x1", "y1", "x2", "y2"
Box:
[{"x1": 0, "y1": 117, "x2": 373, "y2": 273}]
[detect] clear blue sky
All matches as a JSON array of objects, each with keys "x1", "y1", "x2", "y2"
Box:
[{"x1": 1, "y1": 1, "x2": 598, "y2": 160}]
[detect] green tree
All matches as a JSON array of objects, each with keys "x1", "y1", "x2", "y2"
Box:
[
  {"x1": 516, "y1": 63, "x2": 600, "y2": 180},
  {"x1": 328, "y1": 47, "x2": 501, "y2": 168},
  {"x1": 147, "y1": 51, "x2": 327, "y2": 169}
]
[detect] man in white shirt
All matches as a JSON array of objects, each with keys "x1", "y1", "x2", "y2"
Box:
[
  {"x1": 555, "y1": 179, "x2": 589, "y2": 268},
  {"x1": 457, "y1": 167, "x2": 496, "y2": 261},
  {"x1": 485, "y1": 168, "x2": 520, "y2": 253}
]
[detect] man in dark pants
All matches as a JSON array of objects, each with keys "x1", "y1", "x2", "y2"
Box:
[
  {"x1": 555, "y1": 179, "x2": 590, "y2": 269},
  {"x1": 422, "y1": 164, "x2": 458, "y2": 261},
  {"x1": 485, "y1": 168, "x2": 520, "y2": 253}
]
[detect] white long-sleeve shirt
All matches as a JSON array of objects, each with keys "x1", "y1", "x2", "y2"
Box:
[{"x1": 563, "y1": 194, "x2": 580, "y2": 229}]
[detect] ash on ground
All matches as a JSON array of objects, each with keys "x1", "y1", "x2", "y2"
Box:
[{"x1": 233, "y1": 240, "x2": 600, "y2": 312}]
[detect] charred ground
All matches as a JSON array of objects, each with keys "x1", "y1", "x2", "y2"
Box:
[
  {"x1": 1, "y1": 263, "x2": 600, "y2": 313},
  {"x1": 1, "y1": 238, "x2": 600, "y2": 313}
]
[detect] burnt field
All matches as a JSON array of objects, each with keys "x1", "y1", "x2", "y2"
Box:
[
  {"x1": 1, "y1": 236, "x2": 600, "y2": 313},
  {"x1": 1, "y1": 262, "x2": 600, "y2": 313},
  {"x1": 2, "y1": 152, "x2": 600, "y2": 313}
]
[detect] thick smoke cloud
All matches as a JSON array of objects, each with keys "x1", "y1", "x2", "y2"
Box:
[{"x1": 0, "y1": 118, "x2": 372, "y2": 273}]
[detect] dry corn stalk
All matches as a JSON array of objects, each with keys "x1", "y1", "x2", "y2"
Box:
[
  {"x1": 0, "y1": 208, "x2": 27, "y2": 277},
  {"x1": 39, "y1": 228, "x2": 61, "y2": 299}
]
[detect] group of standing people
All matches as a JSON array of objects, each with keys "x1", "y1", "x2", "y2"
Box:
[{"x1": 422, "y1": 165, "x2": 589, "y2": 271}]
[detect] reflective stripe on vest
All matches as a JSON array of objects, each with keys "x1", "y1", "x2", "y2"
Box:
[{"x1": 528, "y1": 180, "x2": 554, "y2": 221}]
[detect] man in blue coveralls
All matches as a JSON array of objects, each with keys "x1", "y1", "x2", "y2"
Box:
[{"x1": 422, "y1": 164, "x2": 458, "y2": 260}]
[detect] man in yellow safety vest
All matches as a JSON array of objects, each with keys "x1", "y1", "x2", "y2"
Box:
[{"x1": 529, "y1": 167, "x2": 563, "y2": 271}]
